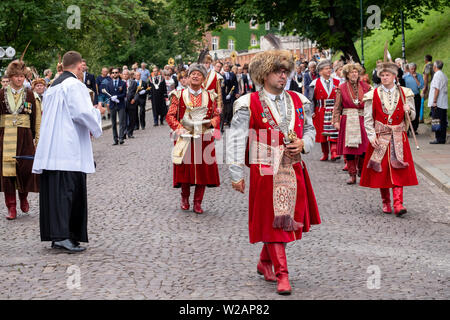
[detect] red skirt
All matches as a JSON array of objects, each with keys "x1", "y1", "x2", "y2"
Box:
[
  {"x1": 336, "y1": 114, "x2": 369, "y2": 156},
  {"x1": 360, "y1": 131, "x2": 418, "y2": 188},
  {"x1": 248, "y1": 161, "x2": 320, "y2": 244},
  {"x1": 173, "y1": 135, "x2": 220, "y2": 188}
]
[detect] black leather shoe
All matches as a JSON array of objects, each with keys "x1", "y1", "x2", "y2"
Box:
[
  {"x1": 119, "y1": 140, "x2": 124, "y2": 144},
  {"x1": 430, "y1": 140, "x2": 445, "y2": 144},
  {"x1": 112, "y1": 141, "x2": 118, "y2": 145},
  {"x1": 52, "y1": 239, "x2": 86, "y2": 253},
  {"x1": 153, "y1": 123, "x2": 159, "y2": 127},
  {"x1": 129, "y1": 135, "x2": 135, "y2": 139}
]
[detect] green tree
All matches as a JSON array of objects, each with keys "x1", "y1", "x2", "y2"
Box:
[{"x1": 171, "y1": 0, "x2": 449, "y2": 63}]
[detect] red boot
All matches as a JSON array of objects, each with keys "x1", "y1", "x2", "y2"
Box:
[
  {"x1": 346, "y1": 159, "x2": 357, "y2": 184},
  {"x1": 320, "y1": 142, "x2": 329, "y2": 161},
  {"x1": 266, "y1": 243, "x2": 292, "y2": 295},
  {"x1": 193, "y1": 185, "x2": 206, "y2": 214},
  {"x1": 380, "y1": 188, "x2": 392, "y2": 214},
  {"x1": 357, "y1": 155, "x2": 364, "y2": 177},
  {"x1": 393, "y1": 186, "x2": 407, "y2": 217},
  {"x1": 5, "y1": 192, "x2": 17, "y2": 220},
  {"x1": 18, "y1": 192, "x2": 29, "y2": 213},
  {"x1": 257, "y1": 244, "x2": 276, "y2": 282},
  {"x1": 342, "y1": 158, "x2": 348, "y2": 171},
  {"x1": 180, "y1": 184, "x2": 190, "y2": 210},
  {"x1": 330, "y1": 142, "x2": 340, "y2": 161}
]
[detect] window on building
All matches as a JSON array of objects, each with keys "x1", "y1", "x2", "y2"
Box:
[
  {"x1": 228, "y1": 39, "x2": 235, "y2": 51},
  {"x1": 212, "y1": 37, "x2": 219, "y2": 50},
  {"x1": 228, "y1": 21, "x2": 236, "y2": 29},
  {"x1": 250, "y1": 19, "x2": 258, "y2": 29},
  {"x1": 251, "y1": 37, "x2": 257, "y2": 47},
  {"x1": 265, "y1": 22, "x2": 270, "y2": 31},
  {"x1": 278, "y1": 22, "x2": 284, "y2": 31}
]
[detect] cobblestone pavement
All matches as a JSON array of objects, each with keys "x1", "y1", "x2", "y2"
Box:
[{"x1": 1, "y1": 114, "x2": 449, "y2": 300}]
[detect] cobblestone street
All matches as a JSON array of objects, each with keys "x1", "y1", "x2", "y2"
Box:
[{"x1": 1, "y1": 115, "x2": 449, "y2": 300}]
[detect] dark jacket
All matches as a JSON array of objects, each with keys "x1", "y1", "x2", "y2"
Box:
[
  {"x1": 105, "y1": 78, "x2": 127, "y2": 109},
  {"x1": 222, "y1": 71, "x2": 239, "y2": 105}
]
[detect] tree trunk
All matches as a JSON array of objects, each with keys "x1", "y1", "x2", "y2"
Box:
[{"x1": 339, "y1": 40, "x2": 361, "y2": 64}]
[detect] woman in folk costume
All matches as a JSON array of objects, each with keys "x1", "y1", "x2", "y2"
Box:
[
  {"x1": 360, "y1": 57, "x2": 418, "y2": 216},
  {"x1": 166, "y1": 63, "x2": 220, "y2": 214},
  {"x1": 332, "y1": 62, "x2": 371, "y2": 184},
  {"x1": 227, "y1": 50, "x2": 321, "y2": 295},
  {"x1": 308, "y1": 59, "x2": 341, "y2": 161},
  {"x1": 0, "y1": 56, "x2": 40, "y2": 220}
]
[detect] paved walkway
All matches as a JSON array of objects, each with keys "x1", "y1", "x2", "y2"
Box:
[
  {"x1": 409, "y1": 124, "x2": 450, "y2": 194},
  {"x1": 0, "y1": 112, "x2": 449, "y2": 300}
]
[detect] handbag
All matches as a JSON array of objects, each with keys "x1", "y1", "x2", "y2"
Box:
[{"x1": 431, "y1": 118, "x2": 441, "y2": 132}]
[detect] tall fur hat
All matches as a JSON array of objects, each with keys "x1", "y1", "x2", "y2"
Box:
[
  {"x1": 342, "y1": 62, "x2": 363, "y2": 79},
  {"x1": 377, "y1": 40, "x2": 399, "y2": 77},
  {"x1": 31, "y1": 78, "x2": 46, "y2": 89},
  {"x1": 188, "y1": 63, "x2": 207, "y2": 78},
  {"x1": 317, "y1": 59, "x2": 332, "y2": 72},
  {"x1": 249, "y1": 50, "x2": 295, "y2": 86},
  {"x1": 6, "y1": 60, "x2": 27, "y2": 78}
]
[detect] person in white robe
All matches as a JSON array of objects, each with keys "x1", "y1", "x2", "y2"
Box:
[{"x1": 32, "y1": 51, "x2": 102, "y2": 253}]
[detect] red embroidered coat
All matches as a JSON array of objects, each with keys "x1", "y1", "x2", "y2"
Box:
[
  {"x1": 166, "y1": 88, "x2": 221, "y2": 187},
  {"x1": 360, "y1": 87, "x2": 418, "y2": 188},
  {"x1": 246, "y1": 91, "x2": 321, "y2": 243},
  {"x1": 312, "y1": 77, "x2": 340, "y2": 143}
]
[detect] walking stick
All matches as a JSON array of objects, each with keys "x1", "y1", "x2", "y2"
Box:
[{"x1": 398, "y1": 84, "x2": 420, "y2": 150}]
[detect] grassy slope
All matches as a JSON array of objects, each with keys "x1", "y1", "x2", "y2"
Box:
[{"x1": 348, "y1": 8, "x2": 450, "y2": 124}]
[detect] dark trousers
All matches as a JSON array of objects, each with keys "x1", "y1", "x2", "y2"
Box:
[
  {"x1": 39, "y1": 170, "x2": 88, "y2": 243},
  {"x1": 432, "y1": 107, "x2": 448, "y2": 143},
  {"x1": 137, "y1": 99, "x2": 146, "y2": 128},
  {"x1": 126, "y1": 104, "x2": 137, "y2": 136},
  {"x1": 411, "y1": 94, "x2": 421, "y2": 132},
  {"x1": 111, "y1": 107, "x2": 127, "y2": 142},
  {"x1": 220, "y1": 101, "x2": 233, "y2": 132}
]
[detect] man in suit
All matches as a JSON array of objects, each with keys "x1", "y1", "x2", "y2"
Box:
[
  {"x1": 106, "y1": 67, "x2": 127, "y2": 145},
  {"x1": 148, "y1": 67, "x2": 167, "y2": 127},
  {"x1": 81, "y1": 59, "x2": 97, "y2": 104},
  {"x1": 221, "y1": 63, "x2": 239, "y2": 132},
  {"x1": 134, "y1": 71, "x2": 148, "y2": 130},
  {"x1": 123, "y1": 69, "x2": 137, "y2": 138}
]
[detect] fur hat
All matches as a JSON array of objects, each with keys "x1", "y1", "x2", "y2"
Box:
[
  {"x1": 188, "y1": 63, "x2": 207, "y2": 78},
  {"x1": 249, "y1": 50, "x2": 295, "y2": 86},
  {"x1": 342, "y1": 62, "x2": 363, "y2": 79},
  {"x1": 317, "y1": 59, "x2": 332, "y2": 72},
  {"x1": 376, "y1": 61, "x2": 398, "y2": 77},
  {"x1": 6, "y1": 60, "x2": 27, "y2": 78},
  {"x1": 31, "y1": 78, "x2": 46, "y2": 89}
]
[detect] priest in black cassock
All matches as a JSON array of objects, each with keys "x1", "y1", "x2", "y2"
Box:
[
  {"x1": 32, "y1": 51, "x2": 102, "y2": 253},
  {"x1": 148, "y1": 67, "x2": 168, "y2": 126}
]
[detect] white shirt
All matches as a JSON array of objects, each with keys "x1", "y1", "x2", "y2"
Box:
[
  {"x1": 188, "y1": 87, "x2": 202, "y2": 96},
  {"x1": 428, "y1": 70, "x2": 448, "y2": 109},
  {"x1": 32, "y1": 76, "x2": 102, "y2": 174}
]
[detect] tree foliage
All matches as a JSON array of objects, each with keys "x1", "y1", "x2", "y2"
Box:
[
  {"x1": 171, "y1": 0, "x2": 449, "y2": 63},
  {"x1": 0, "y1": 0, "x2": 202, "y2": 75}
]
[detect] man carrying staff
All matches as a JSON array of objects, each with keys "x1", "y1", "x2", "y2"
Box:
[
  {"x1": 33, "y1": 51, "x2": 102, "y2": 253},
  {"x1": 360, "y1": 57, "x2": 418, "y2": 216},
  {"x1": 0, "y1": 58, "x2": 40, "y2": 220},
  {"x1": 227, "y1": 50, "x2": 321, "y2": 295}
]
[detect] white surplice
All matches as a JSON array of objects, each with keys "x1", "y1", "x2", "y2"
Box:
[{"x1": 32, "y1": 75, "x2": 102, "y2": 174}]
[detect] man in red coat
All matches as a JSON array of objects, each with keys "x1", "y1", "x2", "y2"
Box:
[
  {"x1": 227, "y1": 50, "x2": 321, "y2": 295},
  {"x1": 360, "y1": 60, "x2": 418, "y2": 216},
  {"x1": 309, "y1": 59, "x2": 341, "y2": 161},
  {"x1": 166, "y1": 63, "x2": 220, "y2": 214}
]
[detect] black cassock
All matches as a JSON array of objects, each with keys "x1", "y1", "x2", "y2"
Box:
[
  {"x1": 148, "y1": 75, "x2": 168, "y2": 125},
  {"x1": 39, "y1": 170, "x2": 88, "y2": 243}
]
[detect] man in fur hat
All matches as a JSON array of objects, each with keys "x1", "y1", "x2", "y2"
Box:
[
  {"x1": 202, "y1": 55, "x2": 223, "y2": 115},
  {"x1": 0, "y1": 59, "x2": 40, "y2": 220},
  {"x1": 166, "y1": 63, "x2": 220, "y2": 214},
  {"x1": 227, "y1": 50, "x2": 321, "y2": 295},
  {"x1": 309, "y1": 59, "x2": 341, "y2": 161},
  {"x1": 360, "y1": 60, "x2": 418, "y2": 216}
]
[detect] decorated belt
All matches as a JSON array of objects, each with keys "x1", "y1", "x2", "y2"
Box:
[
  {"x1": 0, "y1": 114, "x2": 31, "y2": 128},
  {"x1": 342, "y1": 109, "x2": 364, "y2": 116}
]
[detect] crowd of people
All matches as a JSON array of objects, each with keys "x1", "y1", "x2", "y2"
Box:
[{"x1": 0, "y1": 45, "x2": 447, "y2": 296}]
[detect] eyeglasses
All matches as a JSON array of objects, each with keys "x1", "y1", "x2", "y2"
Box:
[
  {"x1": 112, "y1": 71, "x2": 119, "y2": 74},
  {"x1": 274, "y1": 69, "x2": 290, "y2": 76}
]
